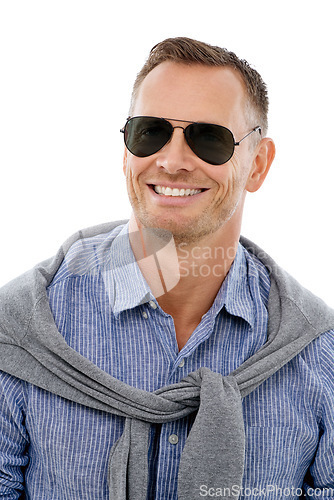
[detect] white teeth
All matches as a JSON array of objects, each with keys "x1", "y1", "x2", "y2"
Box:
[{"x1": 153, "y1": 185, "x2": 203, "y2": 196}]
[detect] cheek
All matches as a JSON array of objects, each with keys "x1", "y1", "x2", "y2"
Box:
[
  {"x1": 209, "y1": 164, "x2": 236, "y2": 193},
  {"x1": 210, "y1": 157, "x2": 249, "y2": 203},
  {"x1": 124, "y1": 156, "x2": 150, "y2": 180},
  {"x1": 229, "y1": 154, "x2": 252, "y2": 187},
  {"x1": 123, "y1": 148, "x2": 129, "y2": 176},
  {"x1": 123, "y1": 159, "x2": 138, "y2": 186}
]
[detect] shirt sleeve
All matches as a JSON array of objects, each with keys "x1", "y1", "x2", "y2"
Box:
[
  {"x1": 303, "y1": 330, "x2": 334, "y2": 498},
  {"x1": 0, "y1": 370, "x2": 29, "y2": 499}
]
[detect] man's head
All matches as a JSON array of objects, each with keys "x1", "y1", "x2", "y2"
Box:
[
  {"x1": 129, "y1": 37, "x2": 269, "y2": 136},
  {"x1": 123, "y1": 37, "x2": 275, "y2": 246}
]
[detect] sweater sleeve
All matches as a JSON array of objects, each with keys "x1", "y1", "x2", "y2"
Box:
[
  {"x1": 303, "y1": 330, "x2": 334, "y2": 498},
  {"x1": 0, "y1": 370, "x2": 29, "y2": 499}
]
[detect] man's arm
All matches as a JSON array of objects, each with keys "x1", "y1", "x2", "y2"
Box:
[
  {"x1": 0, "y1": 370, "x2": 29, "y2": 499},
  {"x1": 303, "y1": 331, "x2": 334, "y2": 498}
]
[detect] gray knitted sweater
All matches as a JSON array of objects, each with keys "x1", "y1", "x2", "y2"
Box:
[{"x1": 0, "y1": 221, "x2": 334, "y2": 499}]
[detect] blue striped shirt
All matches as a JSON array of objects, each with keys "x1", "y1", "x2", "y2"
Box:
[{"x1": 0, "y1": 222, "x2": 333, "y2": 499}]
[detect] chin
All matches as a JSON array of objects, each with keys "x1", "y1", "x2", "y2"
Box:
[
  {"x1": 140, "y1": 215, "x2": 217, "y2": 245},
  {"x1": 132, "y1": 198, "x2": 237, "y2": 244}
]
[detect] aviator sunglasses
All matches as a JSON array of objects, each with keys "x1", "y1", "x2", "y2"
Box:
[{"x1": 121, "y1": 116, "x2": 261, "y2": 166}]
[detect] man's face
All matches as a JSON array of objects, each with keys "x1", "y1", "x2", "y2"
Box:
[{"x1": 123, "y1": 62, "x2": 258, "y2": 245}]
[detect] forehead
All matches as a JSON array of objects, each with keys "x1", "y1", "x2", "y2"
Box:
[{"x1": 132, "y1": 62, "x2": 248, "y2": 128}]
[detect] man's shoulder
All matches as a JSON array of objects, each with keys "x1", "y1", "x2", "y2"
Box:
[
  {"x1": 57, "y1": 220, "x2": 129, "y2": 262},
  {"x1": 298, "y1": 327, "x2": 334, "y2": 394},
  {"x1": 47, "y1": 220, "x2": 129, "y2": 286},
  {"x1": 240, "y1": 235, "x2": 334, "y2": 350},
  {"x1": 0, "y1": 220, "x2": 129, "y2": 336},
  {"x1": 304, "y1": 327, "x2": 334, "y2": 359},
  {"x1": 63, "y1": 220, "x2": 128, "y2": 246},
  {"x1": 1, "y1": 220, "x2": 129, "y2": 290}
]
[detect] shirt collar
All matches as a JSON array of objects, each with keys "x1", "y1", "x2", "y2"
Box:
[
  {"x1": 207, "y1": 244, "x2": 255, "y2": 327},
  {"x1": 103, "y1": 223, "x2": 155, "y2": 316},
  {"x1": 107, "y1": 226, "x2": 255, "y2": 326}
]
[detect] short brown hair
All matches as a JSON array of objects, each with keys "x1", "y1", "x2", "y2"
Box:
[{"x1": 129, "y1": 37, "x2": 269, "y2": 135}]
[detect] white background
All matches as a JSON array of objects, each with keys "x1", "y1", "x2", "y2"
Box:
[{"x1": 1, "y1": 1, "x2": 333, "y2": 306}]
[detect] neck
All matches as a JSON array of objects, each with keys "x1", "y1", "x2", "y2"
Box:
[{"x1": 128, "y1": 213, "x2": 241, "y2": 349}]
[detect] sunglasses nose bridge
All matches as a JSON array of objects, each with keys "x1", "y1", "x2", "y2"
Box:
[
  {"x1": 167, "y1": 124, "x2": 203, "y2": 162},
  {"x1": 169, "y1": 124, "x2": 186, "y2": 139},
  {"x1": 165, "y1": 124, "x2": 187, "y2": 147},
  {"x1": 157, "y1": 124, "x2": 196, "y2": 173},
  {"x1": 172, "y1": 125, "x2": 186, "y2": 131}
]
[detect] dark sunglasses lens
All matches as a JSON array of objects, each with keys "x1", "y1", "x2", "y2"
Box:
[
  {"x1": 185, "y1": 123, "x2": 235, "y2": 165},
  {"x1": 124, "y1": 117, "x2": 173, "y2": 157}
]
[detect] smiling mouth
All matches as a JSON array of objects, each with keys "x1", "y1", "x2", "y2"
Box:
[{"x1": 152, "y1": 185, "x2": 206, "y2": 197}]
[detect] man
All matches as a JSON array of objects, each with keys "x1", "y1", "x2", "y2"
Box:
[{"x1": 0, "y1": 37, "x2": 333, "y2": 499}]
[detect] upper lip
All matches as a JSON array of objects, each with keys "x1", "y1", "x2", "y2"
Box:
[{"x1": 148, "y1": 182, "x2": 208, "y2": 190}]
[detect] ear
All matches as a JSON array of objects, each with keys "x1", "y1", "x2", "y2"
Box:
[{"x1": 246, "y1": 138, "x2": 276, "y2": 193}]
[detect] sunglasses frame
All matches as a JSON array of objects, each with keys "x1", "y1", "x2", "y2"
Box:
[{"x1": 120, "y1": 116, "x2": 261, "y2": 166}]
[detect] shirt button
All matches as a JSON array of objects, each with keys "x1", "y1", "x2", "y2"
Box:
[
  {"x1": 178, "y1": 359, "x2": 185, "y2": 368},
  {"x1": 168, "y1": 434, "x2": 179, "y2": 445},
  {"x1": 149, "y1": 300, "x2": 157, "y2": 309},
  {"x1": 142, "y1": 311, "x2": 148, "y2": 319}
]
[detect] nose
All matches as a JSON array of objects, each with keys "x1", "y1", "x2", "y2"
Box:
[{"x1": 154, "y1": 126, "x2": 196, "y2": 174}]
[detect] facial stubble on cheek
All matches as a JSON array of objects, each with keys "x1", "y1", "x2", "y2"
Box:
[
  {"x1": 183, "y1": 171, "x2": 248, "y2": 245},
  {"x1": 125, "y1": 168, "x2": 165, "y2": 233}
]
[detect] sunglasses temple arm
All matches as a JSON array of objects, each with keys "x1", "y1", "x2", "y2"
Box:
[
  {"x1": 120, "y1": 116, "x2": 132, "y2": 134},
  {"x1": 234, "y1": 126, "x2": 261, "y2": 146}
]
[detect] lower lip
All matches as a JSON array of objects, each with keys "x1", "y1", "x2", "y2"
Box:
[{"x1": 147, "y1": 185, "x2": 209, "y2": 206}]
